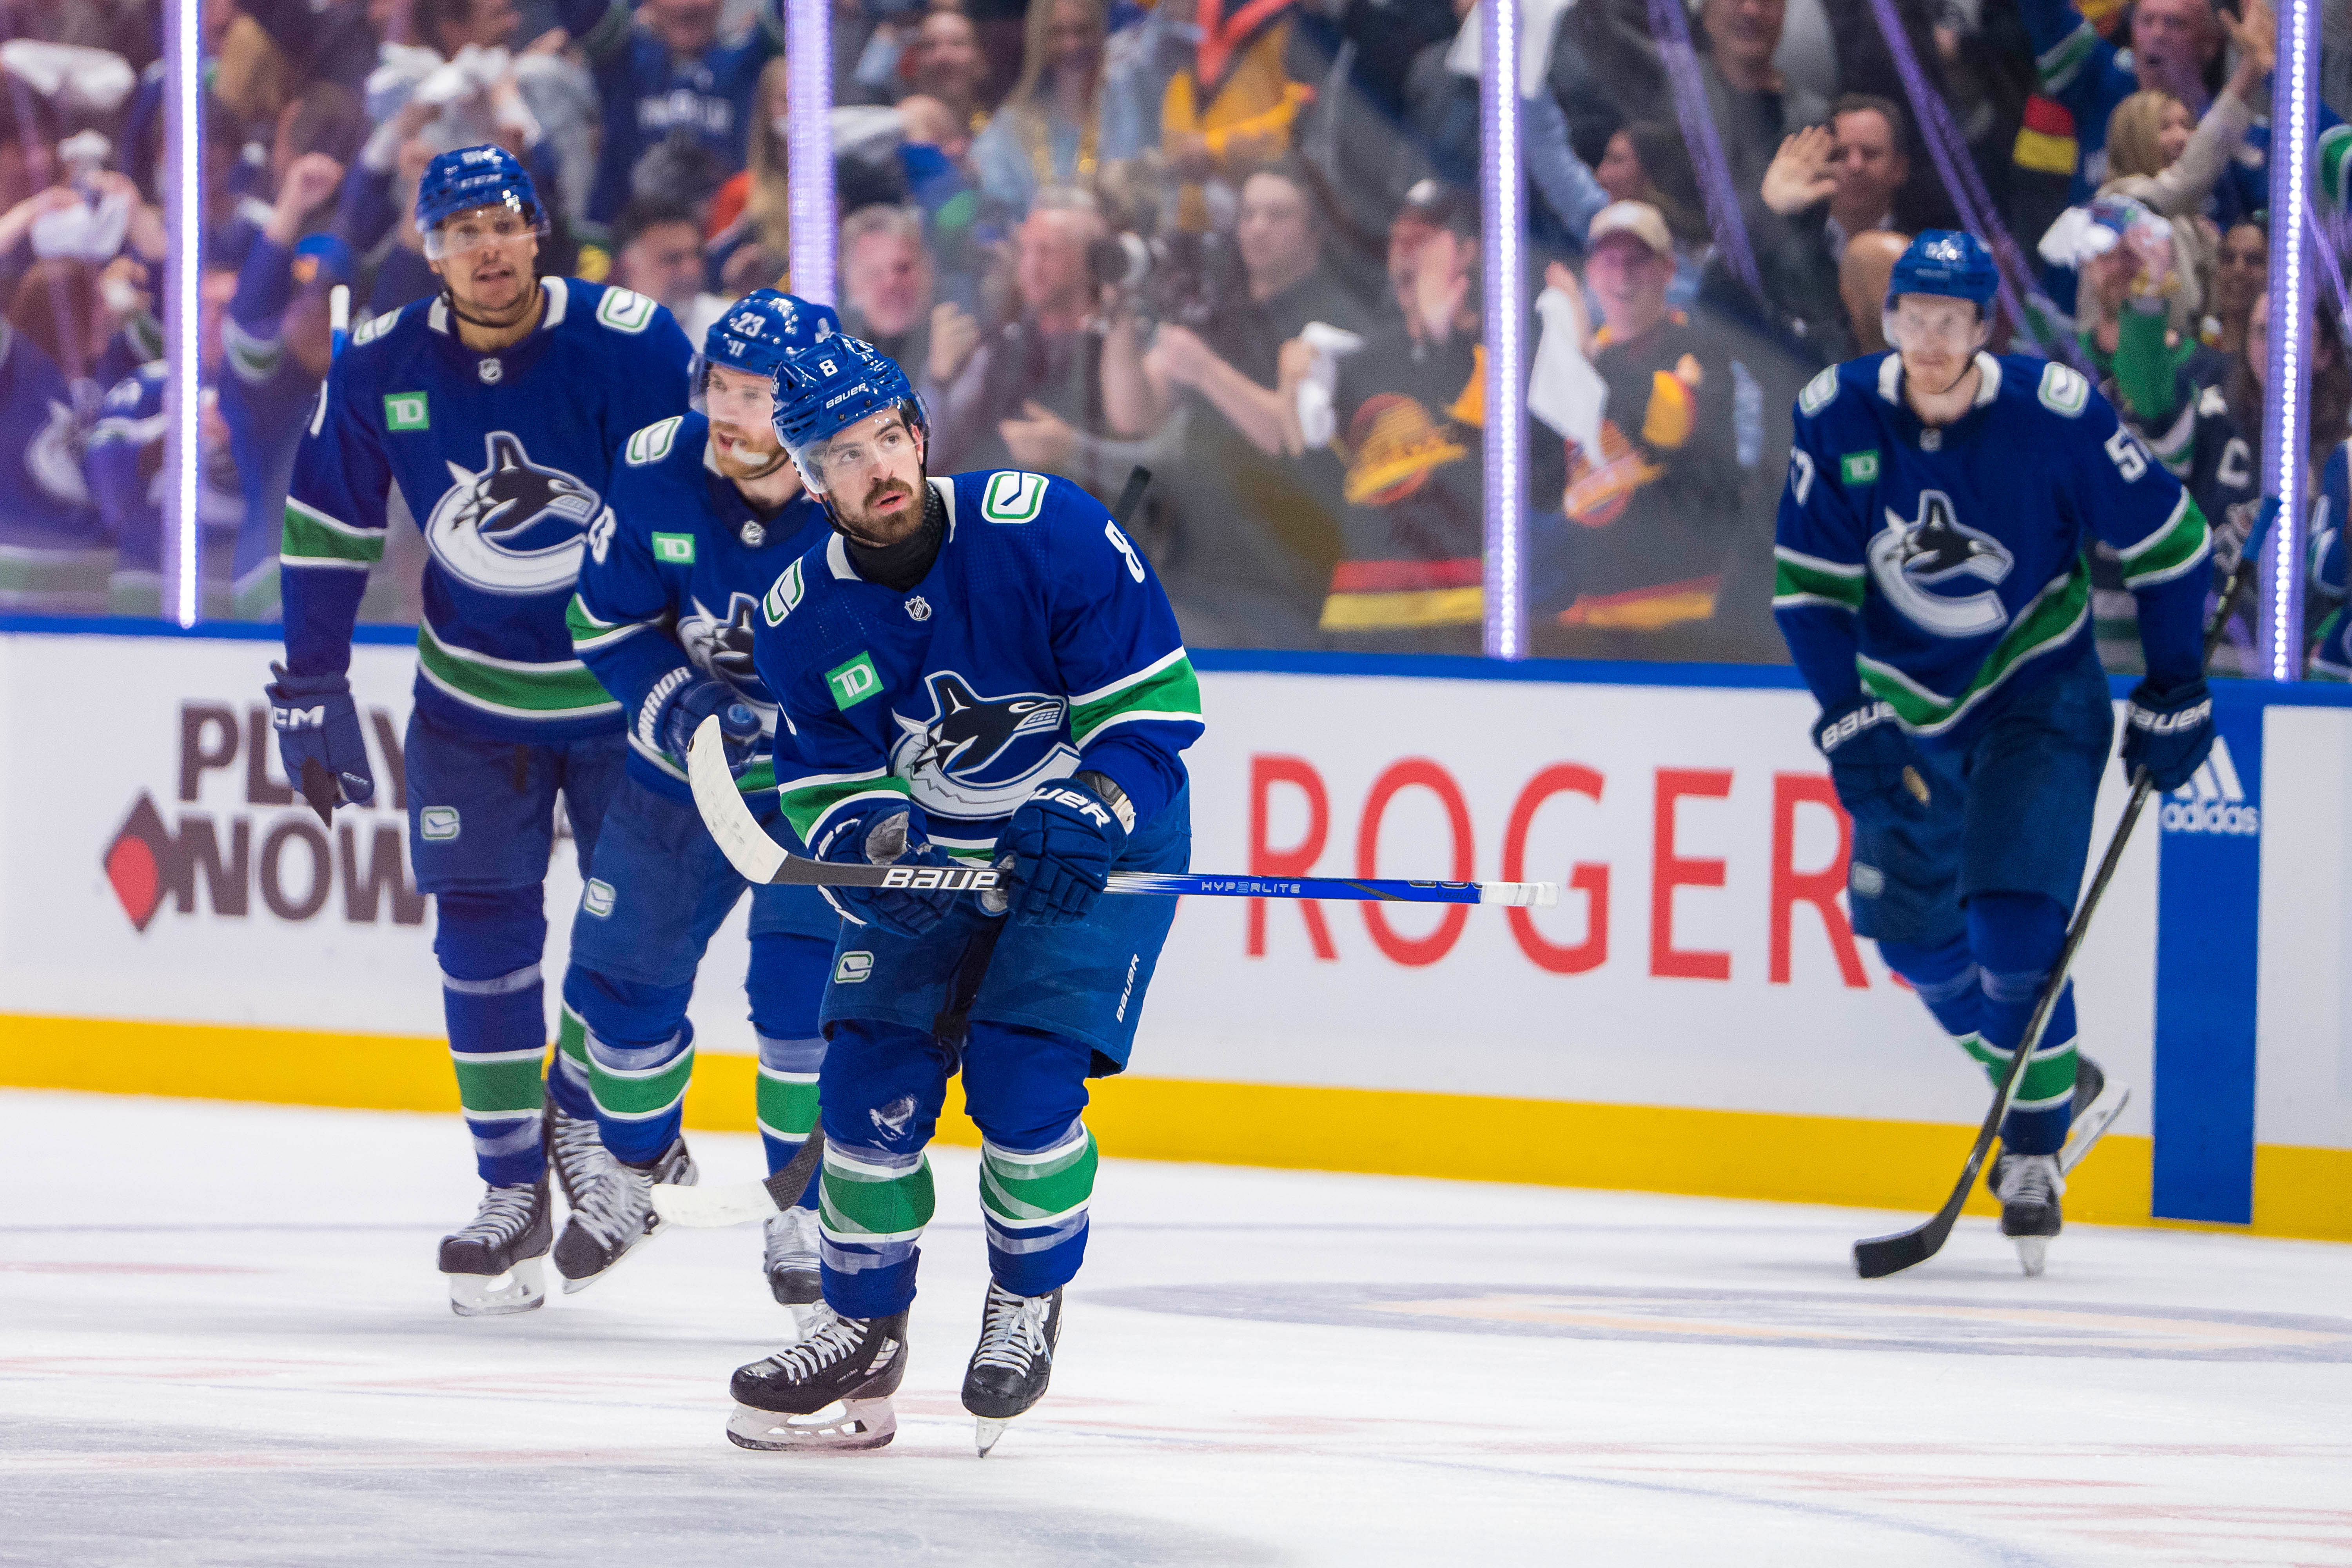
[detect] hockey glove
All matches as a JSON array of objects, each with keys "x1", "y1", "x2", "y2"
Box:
[
  {"x1": 1813, "y1": 696, "x2": 1929, "y2": 828},
  {"x1": 650, "y1": 673, "x2": 764, "y2": 778},
  {"x1": 2120, "y1": 677, "x2": 2214, "y2": 793},
  {"x1": 998, "y1": 772, "x2": 1131, "y2": 927},
  {"x1": 266, "y1": 663, "x2": 375, "y2": 818},
  {"x1": 813, "y1": 800, "x2": 962, "y2": 938}
]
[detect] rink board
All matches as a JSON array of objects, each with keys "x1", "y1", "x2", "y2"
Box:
[{"x1": 2, "y1": 624, "x2": 2347, "y2": 1240}]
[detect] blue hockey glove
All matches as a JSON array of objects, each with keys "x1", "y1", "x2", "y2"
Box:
[
  {"x1": 266, "y1": 663, "x2": 374, "y2": 819},
  {"x1": 2120, "y1": 677, "x2": 2214, "y2": 793},
  {"x1": 812, "y1": 800, "x2": 961, "y2": 938},
  {"x1": 1813, "y1": 696, "x2": 1930, "y2": 828},
  {"x1": 998, "y1": 772, "x2": 1132, "y2": 927},
  {"x1": 652, "y1": 674, "x2": 763, "y2": 777}
]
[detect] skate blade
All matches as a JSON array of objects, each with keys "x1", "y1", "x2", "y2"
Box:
[
  {"x1": 2058, "y1": 1083, "x2": 2131, "y2": 1177},
  {"x1": 448, "y1": 1256, "x2": 548, "y2": 1317},
  {"x1": 555, "y1": 1211, "x2": 674, "y2": 1295},
  {"x1": 2014, "y1": 1236, "x2": 2049, "y2": 1277},
  {"x1": 725, "y1": 1398, "x2": 896, "y2": 1453},
  {"x1": 975, "y1": 1417, "x2": 1010, "y2": 1458}
]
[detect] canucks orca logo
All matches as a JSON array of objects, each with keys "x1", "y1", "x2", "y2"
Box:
[
  {"x1": 425, "y1": 432, "x2": 602, "y2": 595},
  {"x1": 1867, "y1": 489, "x2": 2014, "y2": 638},
  {"x1": 678, "y1": 591, "x2": 775, "y2": 724},
  {"x1": 888, "y1": 671, "x2": 1076, "y2": 822}
]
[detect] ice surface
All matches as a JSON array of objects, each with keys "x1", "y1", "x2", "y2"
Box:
[{"x1": 5, "y1": 1090, "x2": 2350, "y2": 1566}]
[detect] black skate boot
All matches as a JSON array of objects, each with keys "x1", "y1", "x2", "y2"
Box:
[
  {"x1": 546, "y1": 1102, "x2": 617, "y2": 1210},
  {"x1": 439, "y1": 1180, "x2": 552, "y2": 1317},
  {"x1": 962, "y1": 1281, "x2": 1063, "y2": 1457},
  {"x1": 552, "y1": 1136, "x2": 695, "y2": 1293},
  {"x1": 727, "y1": 1304, "x2": 909, "y2": 1452},
  {"x1": 1989, "y1": 1151, "x2": 2064, "y2": 1276},
  {"x1": 762, "y1": 1204, "x2": 822, "y2": 1320}
]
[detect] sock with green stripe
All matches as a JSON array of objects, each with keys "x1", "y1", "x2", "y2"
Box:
[
  {"x1": 1970, "y1": 892, "x2": 2077, "y2": 1156},
  {"x1": 978, "y1": 1121, "x2": 1098, "y2": 1296},
  {"x1": 564, "y1": 965, "x2": 696, "y2": 1166},
  {"x1": 437, "y1": 887, "x2": 552, "y2": 1187},
  {"x1": 748, "y1": 931, "x2": 831, "y2": 1201}
]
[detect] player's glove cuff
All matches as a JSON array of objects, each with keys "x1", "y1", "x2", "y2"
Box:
[{"x1": 2121, "y1": 677, "x2": 2215, "y2": 793}]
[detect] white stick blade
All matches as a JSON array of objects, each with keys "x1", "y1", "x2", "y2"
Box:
[
  {"x1": 650, "y1": 1179, "x2": 775, "y2": 1228},
  {"x1": 689, "y1": 716, "x2": 787, "y2": 883},
  {"x1": 1481, "y1": 881, "x2": 1561, "y2": 908}
]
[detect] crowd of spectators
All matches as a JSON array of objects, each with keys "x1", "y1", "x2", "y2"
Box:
[{"x1": 5, "y1": 0, "x2": 2347, "y2": 664}]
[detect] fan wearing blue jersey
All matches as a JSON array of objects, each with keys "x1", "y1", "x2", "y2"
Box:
[
  {"x1": 721, "y1": 338, "x2": 1203, "y2": 1457},
  {"x1": 265, "y1": 146, "x2": 695, "y2": 1318},
  {"x1": 555, "y1": 290, "x2": 842, "y2": 1305},
  {"x1": 1773, "y1": 231, "x2": 2216, "y2": 1276}
]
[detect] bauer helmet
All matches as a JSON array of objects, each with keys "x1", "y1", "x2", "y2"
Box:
[
  {"x1": 415, "y1": 145, "x2": 547, "y2": 261},
  {"x1": 770, "y1": 335, "x2": 929, "y2": 498},
  {"x1": 691, "y1": 289, "x2": 840, "y2": 412},
  {"x1": 1886, "y1": 230, "x2": 1998, "y2": 312}
]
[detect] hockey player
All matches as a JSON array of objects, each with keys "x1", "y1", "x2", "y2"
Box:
[
  {"x1": 724, "y1": 337, "x2": 1202, "y2": 1455},
  {"x1": 1774, "y1": 231, "x2": 2217, "y2": 1274},
  {"x1": 266, "y1": 145, "x2": 694, "y2": 1316},
  {"x1": 557, "y1": 289, "x2": 843, "y2": 1301}
]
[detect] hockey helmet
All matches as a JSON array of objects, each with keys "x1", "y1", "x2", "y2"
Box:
[
  {"x1": 691, "y1": 290, "x2": 841, "y2": 414},
  {"x1": 771, "y1": 336, "x2": 929, "y2": 497},
  {"x1": 416, "y1": 145, "x2": 547, "y2": 261},
  {"x1": 1886, "y1": 230, "x2": 1998, "y2": 312}
]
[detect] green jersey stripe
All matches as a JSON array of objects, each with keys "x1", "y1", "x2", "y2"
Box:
[
  {"x1": 1069, "y1": 650, "x2": 1203, "y2": 747},
  {"x1": 417, "y1": 622, "x2": 620, "y2": 719},
  {"x1": 779, "y1": 771, "x2": 910, "y2": 844},
  {"x1": 282, "y1": 498, "x2": 385, "y2": 564},
  {"x1": 565, "y1": 593, "x2": 650, "y2": 652},
  {"x1": 1773, "y1": 550, "x2": 1867, "y2": 610},
  {"x1": 2116, "y1": 497, "x2": 2212, "y2": 588},
  {"x1": 2036, "y1": 22, "x2": 2095, "y2": 92},
  {"x1": 1858, "y1": 568, "x2": 2089, "y2": 734}
]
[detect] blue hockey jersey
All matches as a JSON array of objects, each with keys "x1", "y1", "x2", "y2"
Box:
[
  {"x1": 1774, "y1": 351, "x2": 2211, "y2": 740},
  {"x1": 568, "y1": 408, "x2": 833, "y2": 799},
  {"x1": 751, "y1": 470, "x2": 1205, "y2": 857},
  {"x1": 0, "y1": 319, "x2": 104, "y2": 609},
  {"x1": 281, "y1": 278, "x2": 695, "y2": 740}
]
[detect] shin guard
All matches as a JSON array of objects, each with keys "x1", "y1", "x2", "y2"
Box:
[
  {"x1": 436, "y1": 887, "x2": 550, "y2": 1187},
  {"x1": 978, "y1": 1120, "x2": 1098, "y2": 1299},
  {"x1": 1968, "y1": 892, "x2": 2078, "y2": 1156}
]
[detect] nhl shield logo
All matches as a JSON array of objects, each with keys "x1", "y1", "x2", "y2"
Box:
[{"x1": 906, "y1": 595, "x2": 932, "y2": 621}]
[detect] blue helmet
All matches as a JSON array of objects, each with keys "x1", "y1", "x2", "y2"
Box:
[
  {"x1": 771, "y1": 335, "x2": 927, "y2": 495},
  {"x1": 1886, "y1": 230, "x2": 1998, "y2": 311},
  {"x1": 415, "y1": 145, "x2": 544, "y2": 253},
  {"x1": 699, "y1": 290, "x2": 841, "y2": 386}
]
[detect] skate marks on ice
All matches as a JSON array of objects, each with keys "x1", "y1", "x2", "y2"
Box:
[
  {"x1": 1087, "y1": 1283, "x2": 2352, "y2": 1362},
  {"x1": 0, "y1": 1413, "x2": 1281, "y2": 1568}
]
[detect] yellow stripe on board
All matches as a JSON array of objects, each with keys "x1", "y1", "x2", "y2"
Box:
[{"x1": 5, "y1": 1014, "x2": 2346, "y2": 1242}]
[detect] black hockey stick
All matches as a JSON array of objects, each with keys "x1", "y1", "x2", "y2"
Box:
[{"x1": 1853, "y1": 543, "x2": 2263, "y2": 1279}]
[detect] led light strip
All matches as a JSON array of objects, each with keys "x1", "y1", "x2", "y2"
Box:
[
  {"x1": 1480, "y1": 0, "x2": 1525, "y2": 660},
  {"x1": 167, "y1": 0, "x2": 200, "y2": 625},
  {"x1": 786, "y1": 0, "x2": 837, "y2": 306},
  {"x1": 2265, "y1": 0, "x2": 2313, "y2": 680}
]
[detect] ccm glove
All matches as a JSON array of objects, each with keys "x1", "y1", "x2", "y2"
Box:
[
  {"x1": 266, "y1": 663, "x2": 375, "y2": 813},
  {"x1": 2120, "y1": 677, "x2": 2214, "y2": 792},
  {"x1": 1813, "y1": 696, "x2": 1929, "y2": 828},
  {"x1": 648, "y1": 672, "x2": 763, "y2": 777},
  {"x1": 998, "y1": 771, "x2": 1132, "y2": 927},
  {"x1": 813, "y1": 800, "x2": 962, "y2": 938}
]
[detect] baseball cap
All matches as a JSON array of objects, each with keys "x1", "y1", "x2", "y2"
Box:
[
  {"x1": 1394, "y1": 178, "x2": 1478, "y2": 240},
  {"x1": 1587, "y1": 201, "x2": 1673, "y2": 258},
  {"x1": 291, "y1": 232, "x2": 353, "y2": 287}
]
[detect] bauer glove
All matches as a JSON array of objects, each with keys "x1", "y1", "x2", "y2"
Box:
[
  {"x1": 266, "y1": 662, "x2": 375, "y2": 818},
  {"x1": 813, "y1": 800, "x2": 962, "y2": 938},
  {"x1": 648, "y1": 672, "x2": 764, "y2": 778},
  {"x1": 1813, "y1": 695, "x2": 1930, "y2": 829},
  {"x1": 2120, "y1": 677, "x2": 2214, "y2": 793},
  {"x1": 998, "y1": 772, "x2": 1131, "y2": 927}
]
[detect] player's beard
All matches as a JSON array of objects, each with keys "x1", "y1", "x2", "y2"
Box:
[
  {"x1": 448, "y1": 249, "x2": 536, "y2": 327},
  {"x1": 711, "y1": 427, "x2": 791, "y2": 482},
  {"x1": 832, "y1": 470, "x2": 925, "y2": 548}
]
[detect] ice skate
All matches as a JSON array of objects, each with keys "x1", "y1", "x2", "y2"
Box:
[
  {"x1": 552, "y1": 1136, "x2": 695, "y2": 1292},
  {"x1": 545, "y1": 1101, "x2": 618, "y2": 1210},
  {"x1": 762, "y1": 1204, "x2": 822, "y2": 1328},
  {"x1": 963, "y1": 1282, "x2": 1063, "y2": 1457},
  {"x1": 1989, "y1": 1151, "x2": 2063, "y2": 1276},
  {"x1": 439, "y1": 1180, "x2": 551, "y2": 1317},
  {"x1": 726, "y1": 1303, "x2": 908, "y2": 1452},
  {"x1": 2059, "y1": 1055, "x2": 2129, "y2": 1176}
]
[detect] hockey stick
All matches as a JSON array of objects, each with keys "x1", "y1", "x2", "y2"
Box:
[
  {"x1": 688, "y1": 727, "x2": 1559, "y2": 907},
  {"x1": 1853, "y1": 542, "x2": 2263, "y2": 1279},
  {"x1": 655, "y1": 1125, "x2": 825, "y2": 1228}
]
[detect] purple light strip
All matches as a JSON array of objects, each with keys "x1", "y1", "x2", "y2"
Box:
[
  {"x1": 2263, "y1": 0, "x2": 2313, "y2": 680},
  {"x1": 166, "y1": 0, "x2": 200, "y2": 625},
  {"x1": 1644, "y1": 0, "x2": 1762, "y2": 300},
  {"x1": 1482, "y1": 0, "x2": 1525, "y2": 660},
  {"x1": 786, "y1": 0, "x2": 837, "y2": 305}
]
